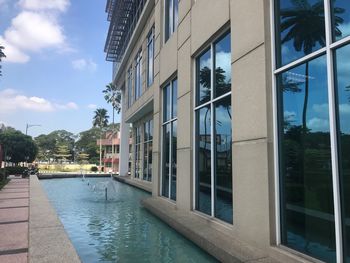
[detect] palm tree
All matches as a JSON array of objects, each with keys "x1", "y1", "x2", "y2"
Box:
[
  {"x1": 93, "y1": 108, "x2": 109, "y2": 173},
  {"x1": 0, "y1": 45, "x2": 6, "y2": 77},
  {"x1": 102, "y1": 82, "x2": 121, "y2": 126}
]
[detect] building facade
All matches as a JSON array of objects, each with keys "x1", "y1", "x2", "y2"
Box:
[{"x1": 105, "y1": 0, "x2": 350, "y2": 262}]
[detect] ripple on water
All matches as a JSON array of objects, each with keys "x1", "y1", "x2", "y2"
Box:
[{"x1": 41, "y1": 178, "x2": 218, "y2": 263}]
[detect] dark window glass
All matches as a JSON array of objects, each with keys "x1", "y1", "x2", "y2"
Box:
[
  {"x1": 171, "y1": 121, "x2": 177, "y2": 201},
  {"x1": 148, "y1": 141, "x2": 153, "y2": 182},
  {"x1": 135, "y1": 51, "x2": 142, "y2": 100},
  {"x1": 172, "y1": 79, "x2": 178, "y2": 118},
  {"x1": 196, "y1": 105, "x2": 212, "y2": 216},
  {"x1": 197, "y1": 49, "x2": 211, "y2": 106},
  {"x1": 275, "y1": 0, "x2": 326, "y2": 67},
  {"x1": 143, "y1": 143, "x2": 148, "y2": 181},
  {"x1": 278, "y1": 55, "x2": 336, "y2": 262},
  {"x1": 150, "y1": 119, "x2": 153, "y2": 140},
  {"x1": 163, "y1": 84, "x2": 171, "y2": 122},
  {"x1": 331, "y1": 0, "x2": 350, "y2": 41},
  {"x1": 335, "y1": 44, "x2": 350, "y2": 263},
  {"x1": 127, "y1": 68, "x2": 132, "y2": 108},
  {"x1": 162, "y1": 124, "x2": 171, "y2": 197},
  {"x1": 147, "y1": 28, "x2": 154, "y2": 87},
  {"x1": 214, "y1": 33, "x2": 231, "y2": 98},
  {"x1": 214, "y1": 96, "x2": 232, "y2": 223},
  {"x1": 174, "y1": 0, "x2": 178, "y2": 32},
  {"x1": 165, "y1": 0, "x2": 178, "y2": 42}
]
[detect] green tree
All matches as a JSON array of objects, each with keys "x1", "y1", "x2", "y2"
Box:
[
  {"x1": 93, "y1": 108, "x2": 109, "y2": 173},
  {"x1": 54, "y1": 144, "x2": 71, "y2": 163},
  {"x1": 0, "y1": 129, "x2": 38, "y2": 165},
  {"x1": 75, "y1": 127, "x2": 101, "y2": 164},
  {"x1": 102, "y1": 82, "x2": 121, "y2": 126}
]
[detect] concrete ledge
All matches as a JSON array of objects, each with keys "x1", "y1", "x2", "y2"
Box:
[
  {"x1": 141, "y1": 197, "x2": 280, "y2": 263},
  {"x1": 113, "y1": 175, "x2": 152, "y2": 193},
  {"x1": 29, "y1": 175, "x2": 80, "y2": 263},
  {"x1": 37, "y1": 173, "x2": 111, "y2": 179}
]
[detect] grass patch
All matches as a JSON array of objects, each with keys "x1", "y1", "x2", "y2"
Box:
[{"x1": 0, "y1": 179, "x2": 10, "y2": 190}]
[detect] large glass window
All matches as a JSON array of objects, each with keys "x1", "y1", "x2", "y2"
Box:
[
  {"x1": 143, "y1": 119, "x2": 153, "y2": 182},
  {"x1": 134, "y1": 126, "x2": 142, "y2": 179},
  {"x1": 164, "y1": 0, "x2": 178, "y2": 42},
  {"x1": 162, "y1": 78, "x2": 177, "y2": 201},
  {"x1": 335, "y1": 44, "x2": 350, "y2": 263},
  {"x1": 195, "y1": 31, "x2": 232, "y2": 224},
  {"x1": 135, "y1": 50, "x2": 142, "y2": 100},
  {"x1": 147, "y1": 27, "x2": 155, "y2": 87},
  {"x1": 274, "y1": 1, "x2": 350, "y2": 262},
  {"x1": 127, "y1": 67, "x2": 133, "y2": 108}
]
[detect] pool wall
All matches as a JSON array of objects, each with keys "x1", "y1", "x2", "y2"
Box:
[{"x1": 29, "y1": 175, "x2": 81, "y2": 263}]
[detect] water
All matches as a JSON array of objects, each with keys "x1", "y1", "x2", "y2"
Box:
[{"x1": 41, "y1": 178, "x2": 217, "y2": 263}]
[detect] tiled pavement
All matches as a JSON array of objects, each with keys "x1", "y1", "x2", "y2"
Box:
[{"x1": 0, "y1": 178, "x2": 29, "y2": 263}]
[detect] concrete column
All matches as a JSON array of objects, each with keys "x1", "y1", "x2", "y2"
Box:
[{"x1": 119, "y1": 89, "x2": 130, "y2": 176}]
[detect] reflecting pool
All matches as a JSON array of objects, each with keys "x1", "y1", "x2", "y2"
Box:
[{"x1": 41, "y1": 178, "x2": 217, "y2": 263}]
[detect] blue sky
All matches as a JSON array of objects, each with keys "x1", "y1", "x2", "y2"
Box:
[{"x1": 0, "y1": 0, "x2": 118, "y2": 137}]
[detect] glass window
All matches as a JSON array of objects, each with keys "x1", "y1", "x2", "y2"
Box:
[
  {"x1": 196, "y1": 105, "x2": 212, "y2": 216},
  {"x1": 278, "y1": 55, "x2": 336, "y2": 262},
  {"x1": 134, "y1": 126, "x2": 142, "y2": 179},
  {"x1": 135, "y1": 50, "x2": 142, "y2": 100},
  {"x1": 162, "y1": 78, "x2": 178, "y2": 201},
  {"x1": 165, "y1": 0, "x2": 179, "y2": 42},
  {"x1": 275, "y1": 0, "x2": 326, "y2": 67},
  {"x1": 147, "y1": 27, "x2": 155, "y2": 87},
  {"x1": 335, "y1": 44, "x2": 350, "y2": 262},
  {"x1": 197, "y1": 48, "x2": 211, "y2": 106},
  {"x1": 127, "y1": 67, "x2": 133, "y2": 108},
  {"x1": 214, "y1": 33, "x2": 231, "y2": 98},
  {"x1": 331, "y1": 0, "x2": 350, "y2": 41},
  {"x1": 195, "y1": 31, "x2": 232, "y2": 223},
  {"x1": 143, "y1": 119, "x2": 153, "y2": 182}
]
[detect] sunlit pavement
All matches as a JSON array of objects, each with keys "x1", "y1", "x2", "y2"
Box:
[{"x1": 0, "y1": 178, "x2": 29, "y2": 263}]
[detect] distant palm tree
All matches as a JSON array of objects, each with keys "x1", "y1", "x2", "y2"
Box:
[
  {"x1": 93, "y1": 108, "x2": 109, "y2": 173},
  {"x1": 102, "y1": 82, "x2": 121, "y2": 126},
  {"x1": 0, "y1": 45, "x2": 6, "y2": 77}
]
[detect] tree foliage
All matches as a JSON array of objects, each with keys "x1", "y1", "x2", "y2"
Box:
[
  {"x1": 0, "y1": 128, "x2": 38, "y2": 164},
  {"x1": 93, "y1": 108, "x2": 109, "y2": 128},
  {"x1": 0, "y1": 45, "x2": 5, "y2": 77}
]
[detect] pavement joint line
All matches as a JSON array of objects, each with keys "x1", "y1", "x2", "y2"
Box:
[
  {"x1": 0, "y1": 248, "x2": 28, "y2": 256},
  {"x1": 0, "y1": 220, "x2": 28, "y2": 225},
  {"x1": 0, "y1": 197, "x2": 29, "y2": 200},
  {"x1": 0, "y1": 206, "x2": 29, "y2": 209}
]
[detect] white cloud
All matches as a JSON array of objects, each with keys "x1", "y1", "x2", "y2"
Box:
[
  {"x1": 307, "y1": 117, "x2": 329, "y2": 132},
  {"x1": 18, "y1": 0, "x2": 70, "y2": 12},
  {"x1": 313, "y1": 103, "x2": 329, "y2": 114},
  {"x1": 1, "y1": 1, "x2": 70, "y2": 63},
  {"x1": 87, "y1": 104, "x2": 97, "y2": 109},
  {"x1": 72, "y1": 59, "x2": 97, "y2": 72},
  {"x1": 0, "y1": 89, "x2": 78, "y2": 113},
  {"x1": 339, "y1": 104, "x2": 350, "y2": 115}
]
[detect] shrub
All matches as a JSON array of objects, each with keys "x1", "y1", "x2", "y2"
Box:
[
  {"x1": 5, "y1": 166, "x2": 27, "y2": 175},
  {"x1": 0, "y1": 168, "x2": 8, "y2": 181},
  {"x1": 90, "y1": 166, "x2": 98, "y2": 172}
]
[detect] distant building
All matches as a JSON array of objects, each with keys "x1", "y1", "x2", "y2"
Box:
[{"x1": 96, "y1": 130, "x2": 131, "y2": 173}]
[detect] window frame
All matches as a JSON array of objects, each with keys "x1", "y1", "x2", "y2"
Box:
[
  {"x1": 134, "y1": 49, "x2": 143, "y2": 101},
  {"x1": 147, "y1": 26, "x2": 155, "y2": 87},
  {"x1": 164, "y1": 0, "x2": 179, "y2": 43},
  {"x1": 193, "y1": 30, "x2": 233, "y2": 224},
  {"x1": 270, "y1": 0, "x2": 350, "y2": 262},
  {"x1": 161, "y1": 77, "x2": 178, "y2": 201}
]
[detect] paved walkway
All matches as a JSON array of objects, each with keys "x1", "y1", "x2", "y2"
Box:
[{"x1": 0, "y1": 178, "x2": 29, "y2": 263}]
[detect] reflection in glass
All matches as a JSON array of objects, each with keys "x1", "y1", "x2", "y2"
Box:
[
  {"x1": 331, "y1": 0, "x2": 349, "y2": 41},
  {"x1": 197, "y1": 49, "x2": 211, "y2": 106},
  {"x1": 171, "y1": 121, "x2": 177, "y2": 201},
  {"x1": 214, "y1": 96, "x2": 232, "y2": 223},
  {"x1": 275, "y1": 0, "x2": 326, "y2": 67},
  {"x1": 135, "y1": 126, "x2": 142, "y2": 179},
  {"x1": 172, "y1": 79, "x2": 178, "y2": 118},
  {"x1": 162, "y1": 124, "x2": 170, "y2": 197},
  {"x1": 196, "y1": 105, "x2": 212, "y2": 216},
  {"x1": 164, "y1": 84, "x2": 171, "y2": 122},
  {"x1": 215, "y1": 33, "x2": 231, "y2": 98},
  {"x1": 147, "y1": 28, "x2": 154, "y2": 87},
  {"x1": 278, "y1": 55, "x2": 336, "y2": 262},
  {"x1": 335, "y1": 44, "x2": 350, "y2": 262}
]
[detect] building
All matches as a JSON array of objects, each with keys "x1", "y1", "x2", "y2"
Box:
[
  {"x1": 104, "y1": 0, "x2": 350, "y2": 262},
  {"x1": 96, "y1": 130, "x2": 125, "y2": 173}
]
